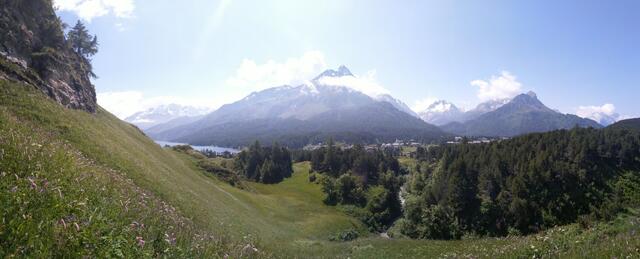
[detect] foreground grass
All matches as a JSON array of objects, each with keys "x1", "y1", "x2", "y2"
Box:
[
  {"x1": 2, "y1": 80, "x2": 639, "y2": 258},
  {"x1": 0, "y1": 86, "x2": 252, "y2": 257}
]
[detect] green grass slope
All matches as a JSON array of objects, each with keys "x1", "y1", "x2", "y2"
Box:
[
  {"x1": 2, "y1": 80, "x2": 639, "y2": 258},
  {"x1": 0, "y1": 82, "x2": 243, "y2": 257},
  {"x1": 0, "y1": 80, "x2": 364, "y2": 257}
]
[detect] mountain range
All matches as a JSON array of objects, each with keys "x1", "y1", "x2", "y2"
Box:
[
  {"x1": 440, "y1": 92, "x2": 602, "y2": 136},
  {"x1": 149, "y1": 66, "x2": 446, "y2": 147},
  {"x1": 418, "y1": 98, "x2": 512, "y2": 126},
  {"x1": 125, "y1": 104, "x2": 211, "y2": 130},
  {"x1": 143, "y1": 67, "x2": 604, "y2": 146}
]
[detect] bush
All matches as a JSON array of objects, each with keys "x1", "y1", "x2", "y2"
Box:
[
  {"x1": 362, "y1": 186, "x2": 402, "y2": 232},
  {"x1": 320, "y1": 176, "x2": 338, "y2": 205},
  {"x1": 400, "y1": 205, "x2": 462, "y2": 239},
  {"x1": 328, "y1": 229, "x2": 359, "y2": 242},
  {"x1": 335, "y1": 174, "x2": 365, "y2": 206},
  {"x1": 197, "y1": 159, "x2": 240, "y2": 186}
]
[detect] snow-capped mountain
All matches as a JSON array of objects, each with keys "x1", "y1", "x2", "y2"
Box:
[
  {"x1": 125, "y1": 104, "x2": 212, "y2": 130},
  {"x1": 314, "y1": 65, "x2": 418, "y2": 117},
  {"x1": 417, "y1": 97, "x2": 511, "y2": 125},
  {"x1": 150, "y1": 66, "x2": 446, "y2": 147},
  {"x1": 418, "y1": 100, "x2": 464, "y2": 126}
]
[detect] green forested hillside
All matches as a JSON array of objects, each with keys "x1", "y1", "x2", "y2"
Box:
[
  {"x1": 608, "y1": 118, "x2": 640, "y2": 131},
  {"x1": 402, "y1": 128, "x2": 640, "y2": 239}
]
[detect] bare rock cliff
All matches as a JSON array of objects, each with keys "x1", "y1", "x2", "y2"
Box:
[{"x1": 0, "y1": 0, "x2": 97, "y2": 112}]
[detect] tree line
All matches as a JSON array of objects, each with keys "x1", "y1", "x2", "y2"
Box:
[
  {"x1": 399, "y1": 127, "x2": 640, "y2": 239},
  {"x1": 233, "y1": 141, "x2": 293, "y2": 184},
  {"x1": 298, "y1": 139, "x2": 404, "y2": 231}
]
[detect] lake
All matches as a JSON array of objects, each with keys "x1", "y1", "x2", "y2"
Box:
[{"x1": 154, "y1": 140, "x2": 241, "y2": 154}]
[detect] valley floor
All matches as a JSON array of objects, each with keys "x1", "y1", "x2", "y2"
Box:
[{"x1": 2, "y1": 80, "x2": 639, "y2": 258}]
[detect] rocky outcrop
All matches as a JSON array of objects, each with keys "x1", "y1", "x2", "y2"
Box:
[{"x1": 0, "y1": 0, "x2": 97, "y2": 112}]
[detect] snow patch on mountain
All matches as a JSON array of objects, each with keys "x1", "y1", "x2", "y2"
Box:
[{"x1": 418, "y1": 100, "x2": 464, "y2": 125}]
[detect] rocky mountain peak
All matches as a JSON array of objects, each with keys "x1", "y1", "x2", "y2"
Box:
[
  {"x1": 509, "y1": 91, "x2": 547, "y2": 110},
  {"x1": 313, "y1": 65, "x2": 354, "y2": 80}
]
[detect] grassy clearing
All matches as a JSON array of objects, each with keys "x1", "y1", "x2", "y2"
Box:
[{"x1": 2, "y1": 80, "x2": 639, "y2": 258}]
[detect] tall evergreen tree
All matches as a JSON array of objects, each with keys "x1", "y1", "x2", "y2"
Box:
[
  {"x1": 323, "y1": 138, "x2": 339, "y2": 176},
  {"x1": 67, "y1": 20, "x2": 98, "y2": 58}
]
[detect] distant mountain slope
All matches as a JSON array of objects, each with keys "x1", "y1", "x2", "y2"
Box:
[
  {"x1": 125, "y1": 104, "x2": 211, "y2": 130},
  {"x1": 144, "y1": 114, "x2": 205, "y2": 136},
  {"x1": 441, "y1": 92, "x2": 602, "y2": 136},
  {"x1": 152, "y1": 67, "x2": 445, "y2": 147},
  {"x1": 376, "y1": 94, "x2": 419, "y2": 118},
  {"x1": 607, "y1": 118, "x2": 640, "y2": 131},
  {"x1": 176, "y1": 100, "x2": 446, "y2": 148},
  {"x1": 460, "y1": 98, "x2": 511, "y2": 121}
]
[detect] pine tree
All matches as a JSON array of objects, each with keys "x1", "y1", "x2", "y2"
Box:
[
  {"x1": 323, "y1": 138, "x2": 339, "y2": 176},
  {"x1": 260, "y1": 158, "x2": 281, "y2": 184},
  {"x1": 67, "y1": 20, "x2": 98, "y2": 58}
]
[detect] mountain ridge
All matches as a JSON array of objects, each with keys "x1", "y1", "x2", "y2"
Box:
[
  {"x1": 607, "y1": 118, "x2": 640, "y2": 131},
  {"x1": 441, "y1": 92, "x2": 602, "y2": 136}
]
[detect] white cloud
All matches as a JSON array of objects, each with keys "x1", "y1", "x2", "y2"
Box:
[
  {"x1": 54, "y1": 0, "x2": 134, "y2": 21},
  {"x1": 411, "y1": 97, "x2": 438, "y2": 112},
  {"x1": 316, "y1": 70, "x2": 390, "y2": 97},
  {"x1": 576, "y1": 103, "x2": 622, "y2": 126},
  {"x1": 226, "y1": 50, "x2": 328, "y2": 91},
  {"x1": 97, "y1": 91, "x2": 214, "y2": 119},
  {"x1": 471, "y1": 71, "x2": 523, "y2": 102}
]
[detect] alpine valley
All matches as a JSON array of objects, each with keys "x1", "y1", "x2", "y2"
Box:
[{"x1": 2, "y1": 1, "x2": 639, "y2": 258}]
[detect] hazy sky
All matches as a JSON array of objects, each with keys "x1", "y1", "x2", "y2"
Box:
[{"x1": 55, "y1": 0, "x2": 639, "y2": 121}]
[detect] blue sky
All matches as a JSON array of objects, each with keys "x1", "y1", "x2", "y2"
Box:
[{"x1": 55, "y1": 0, "x2": 639, "y2": 121}]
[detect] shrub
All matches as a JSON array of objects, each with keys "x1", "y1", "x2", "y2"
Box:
[{"x1": 328, "y1": 229, "x2": 359, "y2": 242}]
